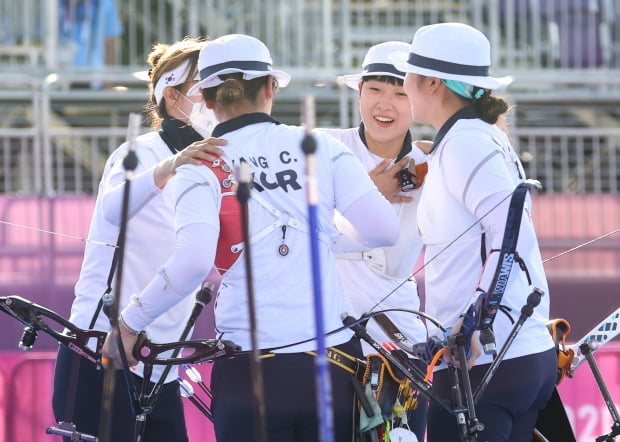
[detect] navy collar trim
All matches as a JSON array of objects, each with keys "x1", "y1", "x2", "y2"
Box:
[
  {"x1": 159, "y1": 117, "x2": 203, "y2": 154},
  {"x1": 212, "y1": 112, "x2": 281, "y2": 138},
  {"x1": 431, "y1": 106, "x2": 478, "y2": 153},
  {"x1": 357, "y1": 122, "x2": 412, "y2": 161}
]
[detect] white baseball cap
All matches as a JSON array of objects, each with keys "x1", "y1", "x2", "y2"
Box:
[
  {"x1": 341, "y1": 41, "x2": 410, "y2": 89},
  {"x1": 188, "y1": 34, "x2": 291, "y2": 95},
  {"x1": 390, "y1": 22, "x2": 511, "y2": 90}
]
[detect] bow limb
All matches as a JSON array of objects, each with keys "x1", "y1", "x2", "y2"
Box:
[
  {"x1": 451, "y1": 179, "x2": 542, "y2": 364},
  {"x1": 0, "y1": 293, "x2": 242, "y2": 369},
  {"x1": 0, "y1": 294, "x2": 243, "y2": 368},
  {"x1": 0, "y1": 295, "x2": 107, "y2": 365},
  {"x1": 378, "y1": 180, "x2": 618, "y2": 316},
  {"x1": 473, "y1": 180, "x2": 542, "y2": 355},
  {"x1": 368, "y1": 179, "x2": 542, "y2": 313},
  {"x1": 0, "y1": 293, "x2": 445, "y2": 371},
  {"x1": 132, "y1": 333, "x2": 242, "y2": 366},
  {"x1": 136, "y1": 308, "x2": 438, "y2": 366}
]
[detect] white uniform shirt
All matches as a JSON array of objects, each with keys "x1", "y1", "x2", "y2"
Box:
[
  {"x1": 121, "y1": 114, "x2": 399, "y2": 353},
  {"x1": 320, "y1": 127, "x2": 428, "y2": 353},
  {"x1": 70, "y1": 131, "x2": 195, "y2": 383},
  {"x1": 418, "y1": 114, "x2": 554, "y2": 367}
]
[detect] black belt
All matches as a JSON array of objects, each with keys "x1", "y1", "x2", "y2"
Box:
[{"x1": 305, "y1": 346, "x2": 365, "y2": 375}]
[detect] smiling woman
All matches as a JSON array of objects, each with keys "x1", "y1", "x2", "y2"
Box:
[
  {"x1": 393, "y1": 22, "x2": 557, "y2": 442},
  {"x1": 319, "y1": 40, "x2": 430, "y2": 442}
]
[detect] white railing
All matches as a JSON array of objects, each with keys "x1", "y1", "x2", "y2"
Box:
[
  {"x1": 45, "y1": 127, "x2": 129, "y2": 193},
  {"x1": 515, "y1": 127, "x2": 620, "y2": 194},
  {"x1": 0, "y1": 0, "x2": 619, "y2": 195},
  {"x1": 3, "y1": 108, "x2": 619, "y2": 196}
]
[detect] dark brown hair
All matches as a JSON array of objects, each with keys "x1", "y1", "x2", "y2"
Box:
[
  {"x1": 415, "y1": 75, "x2": 511, "y2": 128},
  {"x1": 473, "y1": 91, "x2": 510, "y2": 125},
  {"x1": 202, "y1": 73, "x2": 275, "y2": 107},
  {"x1": 361, "y1": 75, "x2": 404, "y2": 87}
]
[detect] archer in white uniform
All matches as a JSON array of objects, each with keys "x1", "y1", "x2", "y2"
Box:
[
  {"x1": 105, "y1": 34, "x2": 399, "y2": 442},
  {"x1": 324, "y1": 41, "x2": 428, "y2": 351},
  {"x1": 325, "y1": 126, "x2": 427, "y2": 344},
  {"x1": 321, "y1": 41, "x2": 429, "y2": 442},
  {"x1": 394, "y1": 23, "x2": 556, "y2": 441},
  {"x1": 52, "y1": 38, "x2": 218, "y2": 442}
]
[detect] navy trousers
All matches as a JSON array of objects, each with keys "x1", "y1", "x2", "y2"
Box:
[
  {"x1": 427, "y1": 348, "x2": 557, "y2": 442},
  {"x1": 211, "y1": 338, "x2": 363, "y2": 442},
  {"x1": 52, "y1": 344, "x2": 189, "y2": 442}
]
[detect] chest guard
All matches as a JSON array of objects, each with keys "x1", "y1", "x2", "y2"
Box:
[{"x1": 201, "y1": 158, "x2": 243, "y2": 275}]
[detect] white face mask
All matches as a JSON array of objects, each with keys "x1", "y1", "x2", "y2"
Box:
[{"x1": 188, "y1": 101, "x2": 217, "y2": 139}]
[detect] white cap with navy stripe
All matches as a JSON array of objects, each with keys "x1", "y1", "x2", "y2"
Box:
[
  {"x1": 341, "y1": 41, "x2": 410, "y2": 90},
  {"x1": 390, "y1": 22, "x2": 511, "y2": 90},
  {"x1": 188, "y1": 34, "x2": 291, "y2": 95}
]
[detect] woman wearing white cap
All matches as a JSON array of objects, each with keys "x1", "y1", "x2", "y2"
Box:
[
  {"x1": 320, "y1": 41, "x2": 429, "y2": 442},
  {"x1": 53, "y1": 37, "x2": 219, "y2": 442},
  {"x1": 103, "y1": 33, "x2": 399, "y2": 441},
  {"x1": 391, "y1": 23, "x2": 556, "y2": 441}
]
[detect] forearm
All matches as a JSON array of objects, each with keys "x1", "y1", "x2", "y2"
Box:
[
  {"x1": 341, "y1": 190, "x2": 399, "y2": 248},
  {"x1": 121, "y1": 223, "x2": 217, "y2": 331}
]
